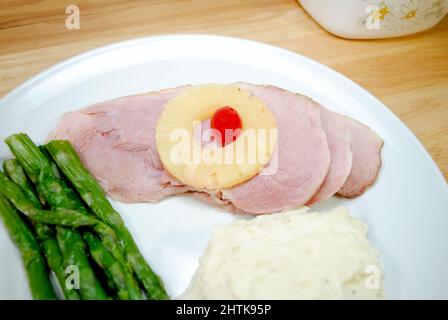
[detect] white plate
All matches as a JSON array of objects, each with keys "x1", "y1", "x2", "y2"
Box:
[{"x1": 0, "y1": 35, "x2": 447, "y2": 300}]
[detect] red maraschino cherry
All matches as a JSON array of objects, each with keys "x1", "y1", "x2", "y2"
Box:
[{"x1": 210, "y1": 106, "x2": 243, "y2": 147}]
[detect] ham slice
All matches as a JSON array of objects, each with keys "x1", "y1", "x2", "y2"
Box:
[
  {"x1": 48, "y1": 83, "x2": 382, "y2": 214},
  {"x1": 219, "y1": 84, "x2": 330, "y2": 214},
  {"x1": 307, "y1": 106, "x2": 352, "y2": 204},
  {"x1": 337, "y1": 117, "x2": 383, "y2": 197},
  {"x1": 47, "y1": 88, "x2": 190, "y2": 202}
]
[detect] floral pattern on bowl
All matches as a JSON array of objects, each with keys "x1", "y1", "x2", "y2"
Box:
[
  {"x1": 299, "y1": 0, "x2": 447, "y2": 39},
  {"x1": 358, "y1": 0, "x2": 447, "y2": 31}
]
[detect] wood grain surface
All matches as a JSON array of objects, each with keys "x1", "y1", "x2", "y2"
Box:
[{"x1": 1, "y1": 0, "x2": 447, "y2": 180}]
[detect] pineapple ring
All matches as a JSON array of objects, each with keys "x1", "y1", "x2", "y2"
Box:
[{"x1": 155, "y1": 84, "x2": 277, "y2": 190}]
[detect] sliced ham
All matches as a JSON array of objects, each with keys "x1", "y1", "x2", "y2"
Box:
[
  {"x1": 219, "y1": 84, "x2": 330, "y2": 214},
  {"x1": 48, "y1": 83, "x2": 381, "y2": 214},
  {"x1": 337, "y1": 117, "x2": 383, "y2": 198},
  {"x1": 48, "y1": 88, "x2": 190, "y2": 202},
  {"x1": 307, "y1": 106, "x2": 352, "y2": 204}
]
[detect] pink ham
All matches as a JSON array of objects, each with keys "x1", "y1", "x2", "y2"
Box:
[
  {"x1": 307, "y1": 106, "x2": 352, "y2": 204},
  {"x1": 218, "y1": 84, "x2": 330, "y2": 214},
  {"x1": 48, "y1": 83, "x2": 382, "y2": 214},
  {"x1": 337, "y1": 117, "x2": 383, "y2": 197},
  {"x1": 47, "y1": 88, "x2": 191, "y2": 202}
]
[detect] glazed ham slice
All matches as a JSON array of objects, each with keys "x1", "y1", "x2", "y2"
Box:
[
  {"x1": 48, "y1": 83, "x2": 382, "y2": 214},
  {"x1": 307, "y1": 106, "x2": 353, "y2": 204},
  {"x1": 337, "y1": 117, "x2": 383, "y2": 198},
  {"x1": 219, "y1": 84, "x2": 330, "y2": 214},
  {"x1": 47, "y1": 88, "x2": 191, "y2": 202}
]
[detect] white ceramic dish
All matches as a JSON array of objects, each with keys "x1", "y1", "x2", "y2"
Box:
[
  {"x1": 299, "y1": 0, "x2": 448, "y2": 39},
  {"x1": 0, "y1": 35, "x2": 447, "y2": 299}
]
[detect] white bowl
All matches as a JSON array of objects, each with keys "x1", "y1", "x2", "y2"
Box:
[{"x1": 299, "y1": 0, "x2": 447, "y2": 39}]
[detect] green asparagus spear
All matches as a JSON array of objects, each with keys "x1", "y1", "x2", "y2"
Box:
[
  {"x1": 0, "y1": 171, "x2": 106, "y2": 300},
  {"x1": 0, "y1": 195, "x2": 57, "y2": 300},
  {"x1": 0, "y1": 172, "x2": 112, "y2": 237},
  {"x1": 39, "y1": 145, "x2": 61, "y2": 179},
  {"x1": 3, "y1": 160, "x2": 80, "y2": 300},
  {"x1": 3, "y1": 159, "x2": 54, "y2": 239},
  {"x1": 37, "y1": 145, "x2": 126, "y2": 267},
  {"x1": 83, "y1": 232, "x2": 144, "y2": 300},
  {"x1": 42, "y1": 236, "x2": 80, "y2": 299},
  {"x1": 0, "y1": 169, "x2": 137, "y2": 299},
  {"x1": 46, "y1": 140, "x2": 168, "y2": 299},
  {"x1": 0, "y1": 170, "x2": 124, "y2": 268},
  {"x1": 3, "y1": 160, "x2": 40, "y2": 207},
  {"x1": 5, "y1": 134, "x2": 108, "y2": 300},
  {"x1": 39, "y1": 145, "x2": 91, "y2": 216}
]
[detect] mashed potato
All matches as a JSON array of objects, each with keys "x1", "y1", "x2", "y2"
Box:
[{"x1": 180, "y1": 207, "x2": 384, "y2": 299}]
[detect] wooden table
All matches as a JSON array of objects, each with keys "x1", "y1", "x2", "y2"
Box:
[{"x1": 1, "y1": 0, "x2": 447, "y2": 180}]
